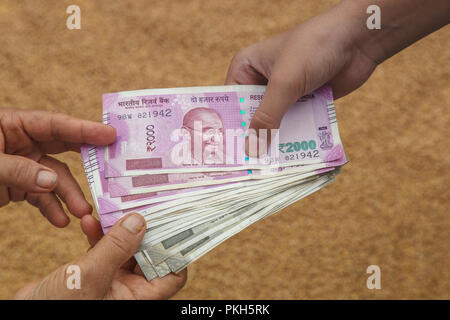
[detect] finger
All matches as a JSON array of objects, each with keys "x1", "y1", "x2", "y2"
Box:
[
  {"x1": 79, "y1": 213, "x2": 146, "y2": 285},
  {"x1": 247, "y1": 27, "x2": 337, "y2": 149},
  {"x1": 0, "y1": 153, "x2": 57, "y2": 193},
  {"x1": 145, "y1": 269, "x2": 188, "y2": 299},
  {"x1": 17, "y1": 110, "x2": 116, "y2": 147},
  {"x1": 225, "y1": 48, "x2": 268, "y2": 85},
  {"x1": 8, "y1": 187, "x2": 25, "y2": 202},
  {"x1": 80, "y1": 214, "x2": 103, "y2": 247},
  {"x1": 327, "y1": 56, "x2": 377, "y2": 100},
  {"x1": 13, "y1": 279, "x2": 42, "y2": 299},
  {"x1": 0, "y1": 186, "x2": 9, "y2": 207},
  {"x1": 133, "y1": 263, "x2": 144, "y2": 276},
  {"x1": 40, "y1": 155, "x2": 92, "y2": 218},
  {"x1": 26, "y1": 192, "x2": 70, "y2": 228},
  {"x1": 121, "y1": 257, "x2": 137, "y2": 272},
  {"x1": 225, "y1": 32, "x2": 290, "y2": 85},
  {"x1": 38, "y1": 141, "x2": 82, "y2": 154}
]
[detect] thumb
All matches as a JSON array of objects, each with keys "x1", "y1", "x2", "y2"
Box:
[
  {"x1": 78, "y1": 213, "x2": 146, "y2": 290},
  {"x1": 246, "y1": 69, "x2": 305, "y2": 156},
  {"x1": 246, "y1": 59, "x2": 309, "y2": 157},
  {"x1": 247, "y1": 30, "x2": 324, "y2": 155},
  {"x1": 0, "y1": 153, "x2": 57, "y2": 192},
  {"x1": 15, "y1": 214, "x2": 146, "y2": 300}
]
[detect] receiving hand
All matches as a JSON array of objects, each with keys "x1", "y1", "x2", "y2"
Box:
[
  {"x1": 226, "y1": 0, "x2": 449, "y2": 145},
  {"x1": 0, "y1": 108, "x2": 116, "y2": 227}
]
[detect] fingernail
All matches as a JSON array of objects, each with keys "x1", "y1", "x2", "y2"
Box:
[
  {"x1": 122, "y1": 214, "x2": 145, "y2": 234},
  {"x1": 36, "y1": 170, "x2": 57, "y2": 188},
  {"x1": 107, "y1": 125, "x2": 117, "y2": 135}
]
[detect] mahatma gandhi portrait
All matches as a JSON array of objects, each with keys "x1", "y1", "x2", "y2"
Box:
[{"x1": 167, "y1": 107, "x2": 225, "y2": 166}]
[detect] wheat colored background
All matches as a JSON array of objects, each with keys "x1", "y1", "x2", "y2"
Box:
[{"x1": 0, "y1": 0, "x2": 448, "y2": 299}]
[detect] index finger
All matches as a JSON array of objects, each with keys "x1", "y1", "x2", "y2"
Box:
[
  {"x1": 80, "y1": 214, "x2": 104, "y2": 248},
  {"x1": 19, "y1": 110, "x2": 116, "y2": 146}
]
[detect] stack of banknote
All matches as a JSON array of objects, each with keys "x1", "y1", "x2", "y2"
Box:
[{"x1": 81, "y1": 85, "x2": 347, "y2": 280}]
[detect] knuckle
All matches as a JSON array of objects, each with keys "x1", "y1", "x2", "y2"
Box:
[
  {"x1": 253, "y1": 109, "x2": 280, "y2": 129},
  {"x1": 75, "y1": 260, "x2": 104, "y2": 295},
  {"x1": 227, "y1": 49, "x2": 253, "y2": 79},
  {"x1": 0, "y1": 109, "x2": 19, "y2": 128},
  {"x1": 49, "y1": 110, "x2": 71, "y2": 140},
  {"x1": 0, "y1": 111, "x2": 25, "y2": 150},
  {"x1": 9, "y1": 159, "x2": 32, "y2": 186},
  {"x1": 268, "y1": 72, "x2": 292, "y2": 91},
  {"x1": 231, "y1": 48, "x2": 251, "y2": 67},
  {"x1": 104, "y1": 232, "x2": 131, "y2": 257},
  {"x1": 270, "y1": 68, "x2": 308, "y2": 98},
  {"x1": 49, "y1": 112, "x2": 60, "y2": 140}
]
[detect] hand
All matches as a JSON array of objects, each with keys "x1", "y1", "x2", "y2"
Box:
[
  {"x1": 226, "y1": 1, "x2": 377, "y2": 135},
  {"x1": 226, "y1": 0, "x2": 449, "y2": 145},
  {"x1": 15, "y1": 213, "x2": 187, "y2": 299},
  {"x1": 0, "y1": 108, "x2": 116, "y2": 227}
]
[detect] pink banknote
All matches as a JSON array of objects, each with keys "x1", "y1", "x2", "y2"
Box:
[
  {"x1": 106, "y1": 156, "x2": 347, "y2": 197},
  {"x1": 107, "y1": 170, "x2": 248, "y2": 197},
  {"x1": 98, "y1": 162, "x2": 348, "y2": 230},
  {"x1": 81, "y1": 145, "x2": 245, "y2": 214},
  {"x1": 102, "y1": 85, "x2": 342, "y2": 177},
  {"x1": 81, "y1": 144, "x2": 347, "y2": 216}
]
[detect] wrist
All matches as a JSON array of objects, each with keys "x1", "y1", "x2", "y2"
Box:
[
  {"x1": 338, "y1": 0, "x2": 388, "y2": 65},
  {"x1": 340, "y1": 0, "x2": 450, "y2": 64}
]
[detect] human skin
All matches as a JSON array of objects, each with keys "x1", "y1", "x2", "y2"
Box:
[
  {"x1": 7, "y1": 0, "x2": 449, "y2": 299},
  {"x1": 0, "y1": 110, "x2": 187, "y2": 299},
  {"x1": 0, "y1": 108, "x2": 116, "y2": 227},
  {"x1": 15, "y1": 213, "x2": 187, "y2": 299},
  {"x1": 225, "y1": 0, "x2": 450, "y2": 152}
]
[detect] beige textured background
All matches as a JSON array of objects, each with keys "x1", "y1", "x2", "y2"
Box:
[{"x1": 0, "y1": 0, "x2": 449, "y2": 299}]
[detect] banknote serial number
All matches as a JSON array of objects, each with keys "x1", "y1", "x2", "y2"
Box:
[
  {"x1": 284, "y1": 151, "x2": 319, "y2": 161},
  {"x1": 116, "y1": 109, "x2": 172, "y2": 120},
  {"x1": 137, "y1": 109, "x2": 172, "y2": 118}
]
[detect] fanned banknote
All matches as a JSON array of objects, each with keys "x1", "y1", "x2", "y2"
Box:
[
  {"x1": 80, "y1": 85, "x2": 348, "y2": 281},
  {"x1": 102, "y1": 85, "x2": 342, "y2": 177}
]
